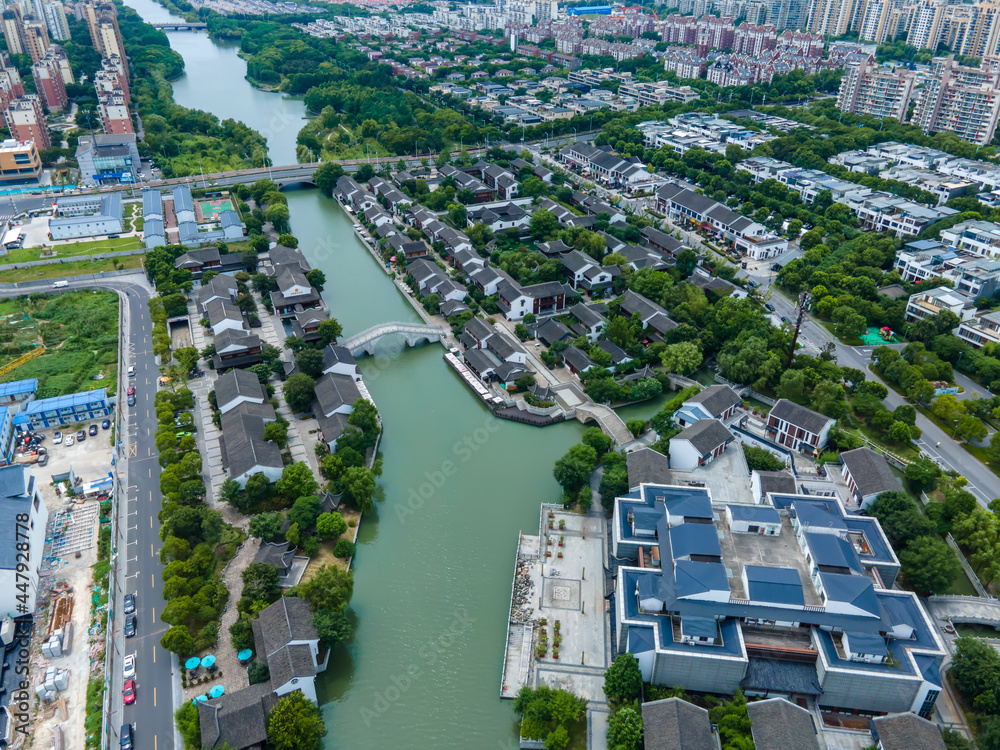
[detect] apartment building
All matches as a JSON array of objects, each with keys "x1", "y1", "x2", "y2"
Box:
[
  {"x1": 858, "y1": 0, "x2": 897, "y2": 44},
  {"x1": 959, "y1": 309, "x2": 1000, "y2": 347},
  {"x1": 0, "y1": 10, "x2": 22, "y2": 56},
  {"x1": 732, "y1": 22, "x2": 777, "y2": 55},
  {"x1": 842, "y1": 190, "x2": 958, "y2": 237},
  {"x1": 4, "y1": 96, "x2": 48, "y2": 149},
  {"x1": 906, "y1": 0, "x2": 946, "y2": 50},
  {"x1": 912, "y1": 55, "x2": 1000, "y2": 145},
  {"x1": 0, "y1": 139, "x2": 40, "y2": 183},
  {"x1": 894, "y1": 240, "x2": 1000, "y2": 298},
  {"x1": 905, "y1": 286, "x2": 976, "y2": 324},
  {"x1": 836, "y1": 56, "x2": 916, "y2": 121},
  {"x1": 22, "y1": 16, "x2": 49, "y2": 62},
  {"x1": 42, "y1": 2, "x2": 70, "y2": 41},
  {"x1": 807, "y1": 0, "x2": 856, "y2": 37},
  {"x1": 32, "y1": 54, "x2": 66, "y2": 112}
]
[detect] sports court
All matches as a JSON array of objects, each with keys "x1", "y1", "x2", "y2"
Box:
[{"x1": 194, "y1": 196, "x2": 235, "y2": 222}]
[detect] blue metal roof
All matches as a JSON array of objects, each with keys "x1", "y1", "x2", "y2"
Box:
[
  {"x1": 0, "y1": 466, "x2": 33, "y2": 570},
  {"x1": 795, "y1": 500, "x2": 848, "y2": 531},
  {"x1": 627, "y1": 626, "x2": 656, "y2": 654},
  {"x1": 745, "y1": 565, "x2": 804, "y2": 606},
  {"x1": 675, "y1": 560, "x2": 728, "y2": 598},
  {"x1": 728, "y1": 504, "x2": 780, "y2": 524},
  {"x1": 681, "y1": 616, "x2": 718, "y2": 639},
  {"x1": 806, "y1": 533, "x2": 863, "y2": 574},
  {"x1": 820, "y1": 572, "x2": 880, "y2": 616},
  {"x1": 640, "y1": 484, "x2": 714, "y2": 519},
  {"x1": 844, "y1": 631, "x2": 888, "y2": 657},
  {"x1": 670, "y1": 523, "x2": 722, "y2": 560},
  {"x1": 0, "y1": 379, "x2": 37, "y2": 398},
  {"x1": 25, "y1": 388, "x2": 108, "y2": 414}
]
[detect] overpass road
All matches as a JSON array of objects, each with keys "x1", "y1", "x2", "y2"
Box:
[{"x1": 0, "y1": 275, "x2": 176, "y2": 750}]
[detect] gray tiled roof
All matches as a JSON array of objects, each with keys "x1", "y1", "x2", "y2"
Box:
[
  {"x1": 747, "y1": 698, "x2": 821, "y2": 750},
  {"x1": 870, "y1": 713, "x2": 946, "y2": 750},
  {"x1": 755, "y1": 470, "x2": 796, "y2": 497},
  {"x1": 626, "y1": 448, "x2": 672, "y2": 489},
  {"x1": 253, "y1": 541, "x2": 294, "y2": 571},
  {"x1": 570, "y1": 302, "x2": 605, "y2": 329},
  {"x1": 198, "y1": 680, "x2": 277, "y2": 749},
  {"x1": 268, "y1": 643, "x2": 317, "y2": 689},
  {"x1": 841, "y1": 447, "x2": 900, "y2": 497},
  {"x1": 314, "y1": 373, "x2": 363, "y2": 418},
  {"x1": 686, "y1": 385, "x2": 742, "y2": 418},
  {"x1": 769, "y1": 399, "x2": 833, "y2": 435},
  {"x1": 641, "y1": 697, "x2": 717, "y2": 750},
  {"x1": 214, "y1": 368, "x2": 266, "y2": 412},
  {"x1": 254, "y1": 597, "x2": 318, "y2": 658},
  {"x1": 321, "y1": 344, "x2": 357, "y2": 371},
  {"x1": 674, "y1": 418, "x2": 733, "y2": 456},
  {"x1": 219, "y1": 402, "x2": 280, "y2": 478}
]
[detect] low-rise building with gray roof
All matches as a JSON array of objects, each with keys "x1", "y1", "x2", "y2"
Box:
[
  {"x1": 669, "y1": 419, "x2": 734, "y2": 472},
  {"x1": 840, "y1": 447, "x2": 901, "y2": 508},
  {"x1": 641, "y1": 697, "x2": 719, "y2": 750},
  {"x1": 215, "y1": 368, "x2": 267, "y2": 415},
  {"x1": 870, "y1": 712, "x2": 946, "y2": 750},
  {"x1": 746, "y1": 698, "x2": 821, "y2": 750}
]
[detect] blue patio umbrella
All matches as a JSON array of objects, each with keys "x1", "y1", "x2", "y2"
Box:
[
  {"x1": 237, "y1": 649, "x2": 253, "y2": 662},
  {"x1": 192, "y1": 695, "x2": 208, "y2": 704},
  {"x1": 209, "y1": 685, "x2": 225, "y2": 699},
  {"x1": 185, "y1": 657, "x2": 200, "y2": 670},
  {"x1": 201, "y1": 655, "x2": 216, "y2": 668}
]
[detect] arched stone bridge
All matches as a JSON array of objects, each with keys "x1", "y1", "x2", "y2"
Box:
[
  {"x1": 341, "y1": 322, "x2": 448, "y2": 357},
  {"x1": 928, "y1": 595, "x2": 1000, "y2": 628}
]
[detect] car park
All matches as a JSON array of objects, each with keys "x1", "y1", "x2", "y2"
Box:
[
  {"x1": 123, "y1": 593, "x2": 135, "y2": 614},
  {"x1": 124, "y1": 615, "x2": 136, "y2": 638},
  {"x1": 122, "y1": 679, "x2": 135, "y2": 705},
  {"x1": 77, "y1": 430, "x2": 86, "y2": 442},
  {"x1": 53, "y1": 432, "x2": 62, "y2": 444},
  {"x1": 123, "y1": 654, "x2": 135, "y2": 680},
  {"x1": 102, "y1": 419, "x2": 111, "y2": 430},
  {"x1": 88, "y1": 424, "x2": 97, "y2": 436}
]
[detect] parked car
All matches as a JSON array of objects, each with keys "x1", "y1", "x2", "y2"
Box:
[
  {"x1": 37, "y1": 454, "x2": 48, "y2": 466},
  {"x1": 122, "y1": 679, "x2": 135, "y2": 705},
  {"x1": 127, "y1": 395, "x2": 135, "y2": 407},
  {"x1": 77, "y1": 430, "x2": 86, "y2": 442},
  {"x1": 52, "y1": 432, "x2": 62, "y2": 444},
  {"x1": 176, "y1": 431, "x2": 194, "y2": 439},
  {"x1": 127, "y1": 365, "x2": 135, "y2": 377},
  {"x1": 124, "y1": 615, "x2": 136, "y2": 638},
  {"x1": 764, "y1": 303, "x2": 776, "y2": 312},
  {"x1": 88, "y1": 424, "x2": 97, "y2": 436},
  {"x1": 65, "y1": 435, "x2": 74, "y2": 447},
  {"x1": 123, "y1": 593, "x2": 135, "y2": 614},
  {"x1": 120, "y1": 724, "x2": 133, "y2": 750},
  {"x1": 123, "y1": 654, "x2": 135, "y2": 680},
  {"x1": 127, "y1": 386, "x2": 135, "y2": 396},
  {"x1": 102, "y1": 419, "x2": 111, "y2": 430}
]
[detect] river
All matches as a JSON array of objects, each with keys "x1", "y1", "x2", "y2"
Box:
[{"x1": 119, "y1": 3, "x2": 584, "y2": 747}]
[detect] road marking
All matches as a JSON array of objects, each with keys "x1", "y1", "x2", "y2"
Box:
[
  {"x1": 151, "y1": 543, "x2": 153, "y2": 558},
  {"x1": 154, "y1": 735, "x2": 157, "y2": 750},
  {"x1": 153, "y1": 648, "x2": 155, "y2": 664},
  {"x1": 153, "y1": 686, "x2": 156, "y2": 707},
  {"x1": 150, "y1": 517, "x2": 152, "y2": 528},
  {"x1": 152, "y1": 606, "x2": 156, "y2": 620},
  {"x1": 152, "y1": 574, "x2": 155, "y2": 588}
]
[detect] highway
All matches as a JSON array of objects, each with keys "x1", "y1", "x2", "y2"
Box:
[{"x1": 0, "y1": 275, "x2": 176, "y2": 750}]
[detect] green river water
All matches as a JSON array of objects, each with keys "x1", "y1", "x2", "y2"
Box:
[{"x1": 118, "y1": 3, "x2": 585, "y2": 744}]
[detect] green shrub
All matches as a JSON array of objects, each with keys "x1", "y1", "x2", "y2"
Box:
[{"x1": 333, "y1": 539, "x2": 356, "y2": 558}]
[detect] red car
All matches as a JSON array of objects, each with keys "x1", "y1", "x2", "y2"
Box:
[
  {"x1": 127, "y1": 386, "x2": 135, "y2": 396},
  {"x1": 123, "y1": 679, "x2": 136, "y2": 705}
]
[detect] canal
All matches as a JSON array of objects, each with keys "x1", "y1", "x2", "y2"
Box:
[{"x1": 120, "y1": 2, "x2": 584, "y2": 746}]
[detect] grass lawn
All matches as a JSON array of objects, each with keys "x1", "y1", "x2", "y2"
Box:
[
  {"x1": 0, "y1": 290, "x2": 119, "y2": 396},
  {"x1": 9, "y1": 236, "x2": 144, "y2": 263},
  {"x1": 956, "y1": 623, "x2": 1000, "y2": 638},
  {"x1": 844, "y1": 421, "x2": 922, "y2": 461},
  {"x1": 2, "y1": 256, "x2": 142, "y2": 282},
  {"x1": 819, "y1": 320, "x2": 864, "y2": 346},
  {"x1": 946, "y1": 565, "x2": 980, "y2": 597}
]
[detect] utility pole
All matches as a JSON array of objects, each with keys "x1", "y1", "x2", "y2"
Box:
[{"x1": 787, "y1": 291, "x2": 809, "y2": 368}]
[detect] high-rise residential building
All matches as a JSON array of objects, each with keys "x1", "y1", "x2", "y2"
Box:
[
  {"x1": 858, "y1": 0, "x2": 899, "y2": 43},
  {"x1": 4, "y1": 95, "x2": 49, "y2": 149},
  {"x1": 1, "y1": 9, "x2": 23, "y2": 55},
  {"x1": 42, "y1": 2, "x2": 69, "y2": 41},
  {"x1": 766, "y1": 0, "x2": 809, "y2": 29},
  {"x1": 22, "y1": 16, "x2": 49, "y2": 62},
  {"x1": 32, "y1": 54, "x2": 65, "y2": 111},
  {"x1": 98, "y1": 93, "x2": 131, "y2": 134},
  {"x1": 733, "y1": 21, "x2": 778, "y2": 55},
  {"x1": 913, "y1": 55, "x2": 1000, "y2": 145},
  {"x1": 906, "y1": 0, "x2": 946, "y2": 50},
  {"x1": 837, "y1": 55, "x2": 916, "y2": 121},
  {"x1": 938, "y1": 3, "x2": 975, "y2": 55},
  {"x1": 807, "y1": 0, "x2": 856, "y2": 36},
  {"x1": 957, "y1": 0, "x2": 1000, "y2": 58}
]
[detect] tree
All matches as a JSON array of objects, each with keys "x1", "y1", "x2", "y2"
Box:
[
  {"x1": 316, "y1": 319, "x2": 343, "y2": 346},
  {"x1": 264, "y1": 420, "x2": 289, "y2": 448},
  {"x1": 266, "y1": 203, "x2": 291, "y2": 233},
  {"x1": 530, "y1": 209, "x2": 560, "y2": 241},
  {"x1": 582, "y1": 427, "x2": 613, "y2": 456},
  {"x1": 887, "y1": 421, "x2": 912, "y2": 444},
  {"x1": 174, "y1": 346, "x2": 199, "y2": 373},
  {"x1": 742, "y1": 445, "x2": 785, "y2": 472},
  {"x1": 660, "y1": 341, "x2": 701, "y2": 375},
  {"x1": 832, "y1": 305, "x2": 866, "y2": 339},
  {"x1": 296, "y1": 348, "x2": 325, "y2": 378},
  {"x1": 267, "y1": 691, "x2": 327, "y2": 750},
  {"x1": 283, "y1": 373, "x2": 316, "y2": 413},
  {"x1": 899, "y1": 536, "x2": 961, "y2": 595},
  {"x1": 160, "y1": 624, "x2": 194, "y2": 656},
  {"x1": 241, "y1": 562, "x2": 280, "y2": 604},
  {"x1": 676, "y1": 248, "x2": 697, "y2": 278},
  {"x1": 347, "y1": 399, "x2": 380, "y2": 447},
  {"x1": 553, "y1": 444, "x2": 598, "y2": 497},
  {"x1": 220, "y1": 478, "x2": 241, "y2": 508},
  {"x1": 545, "y1": 725, "x2": 569, "y2": 750},
  {"x1": 606, "y1": 706, "x2": 643, "y2": 750},
  {"x1": 341, "y1": 466, "x2": 376, "y2": 512},
  {"x1": 904, "y1": 457, "x2": 942, "y2": 493},
  {"x1": 956, "y1": 415, "x2": 987, "y2": 443},
  {"x1": 313, "y1": 608, "x2": 354, "y2": 649},
  {"x1": 933, "y1": 394, "x2": 964, "y2": 426},
  {"x1": 175, "y1": 703, "x2": 202, "y2": 750},
  {"x1": 314, "y1": 162, "x2": 345, "y2": 196},
  {"x1": 991, "y1": 431, "x2": 1000, "y2": 465},
  {"x1": 277, "y1": 463, "x2": 319, "y2": 502},
  {"x1": 288, "y1": 495, "x2": 322, "y2": 530},
  {"x1": 626, "y1": 419, "x2": 646, "y2": 438},
  {"x1": 245, "y1": 472, "x2": 273, "y2": 508},
  {"x1": 305, "y1": 269, "x2": 326, "y2": 291},
  {"x1": 951, "y1": 636, "x2": 1000, "y2": 714},
  {"x1": 248, "y1": 512, "x2": 283, "y2": 542},
  {"x1": 292, "y1": 563, "x2": 354, "y2": 613},
  {"x1": 777, "y1": 369, "x2": 807, "y2": 402},
  {"x1": 866, "y1": 491, "x2": 936, "y2": 551},
  {"x1": 316, "y1": 512, "x2": 347, "y2": 539},
  {"x1": 603, "y1": 653, "x2": 642, "y2": 706}
]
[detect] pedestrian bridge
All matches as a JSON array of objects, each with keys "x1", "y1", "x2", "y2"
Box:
[
  {"x1": 341, "y1": 322, "x2": 448, "y2": 357},
  {"x1": 575, "y1": 403, "x2": 633, "y2": 446},
  {"x1": 928, "y1": 595, "x2": 1000, "y2": 627}
]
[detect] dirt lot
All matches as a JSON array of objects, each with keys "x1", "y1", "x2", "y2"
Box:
[{"x1": 30, "y1": 423, "x2": 115, "y2": 492}]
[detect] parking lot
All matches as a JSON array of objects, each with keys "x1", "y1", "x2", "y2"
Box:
[{"x1": 18, "y1": 422, "x2": 116, "y2": 506}]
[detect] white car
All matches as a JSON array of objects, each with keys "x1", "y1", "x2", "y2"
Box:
[
  {"x1": 127, "y1": 365, "x2": 136, "y2": 377},
  {"x1": 52, "y1": 432, "x2": 62, "y2": 445},
  {"x1": 123, "y1": 654, "x2": 135, "y2": 680},
  {"x1": 65, "y1": 435, "x2": 74, "y2": 447}
]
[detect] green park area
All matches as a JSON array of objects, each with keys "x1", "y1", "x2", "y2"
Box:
[
  {"x1": 0, "y1": 290, "x2": 119, "y2": 396},
  {"x1": 6, "y1": 235, "x2": 144, "y2": 264},
  {"x1": 1, "y1": 256, "x2": 142, "y2": 283}
]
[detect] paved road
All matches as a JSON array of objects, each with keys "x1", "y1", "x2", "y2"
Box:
[{"x1": 0, "y1": 276, "x2": 176, "y2": 749}]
